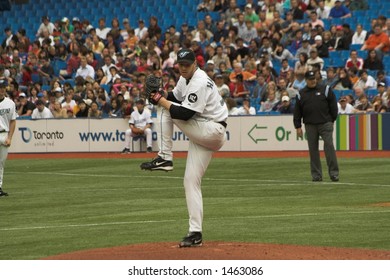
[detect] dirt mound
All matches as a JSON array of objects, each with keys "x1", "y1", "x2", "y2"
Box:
[{"x1": 43, "y1": 242, "x2": 390, "y2": 260}]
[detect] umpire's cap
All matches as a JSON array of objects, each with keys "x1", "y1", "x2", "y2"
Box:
[
  {"x1": 177, "y1": 48, "x2": 196, "y2": 65},
  {"x1": 305, "y1": 71, "x2": 316, "y2": 79}
]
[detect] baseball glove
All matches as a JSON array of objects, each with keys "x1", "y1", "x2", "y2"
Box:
[{"x1": 144, "y1": 74, "x2": 161, "y2": 98}]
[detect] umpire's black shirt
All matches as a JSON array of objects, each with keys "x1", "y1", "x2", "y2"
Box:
[{"x1": 293, "y1": 84, "x2": 338, "y2": 128}]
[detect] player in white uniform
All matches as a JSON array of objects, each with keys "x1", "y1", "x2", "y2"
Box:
[
  {"x1": 141, "y1": 49, "x2": 228, "y2": 247},
  {"x1": 0, "y1": 79, "x2": 17, "y2": 197},
  {"x1": 121, "y1": 99, "x2": 153, "y2": 153}
]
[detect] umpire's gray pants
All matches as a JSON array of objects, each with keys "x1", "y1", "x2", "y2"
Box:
[{"x1": 305, "y1": 122, "x2": 339, "y2": 179}]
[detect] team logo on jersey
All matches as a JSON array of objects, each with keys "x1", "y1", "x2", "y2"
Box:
[{"x1": 188, "y1": 93, "x2": 198, "y2": 103}]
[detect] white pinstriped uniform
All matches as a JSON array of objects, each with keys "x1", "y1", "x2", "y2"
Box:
[
  {"x1": 0, "y1": 97, "x2": 16, "y2": 188},
  {"x1": 156, "y1": 68, "x2": 228, "y2": 232}
]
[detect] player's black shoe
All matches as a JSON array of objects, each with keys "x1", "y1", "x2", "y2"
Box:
[
  {"x1": 121, "y1": 148, "x2": 130, "y2": 154},
  {"x1": 330, "y1": 176, "x2": 339, "y2": 182},
  {"x1": 179, "y1": 232, "x2": 203, "y2": 248},
  {"x1": 140, "y1": 156, "x2": 173, "y2": 171},
  {"x1": 312, "y1": 177, "x2": 323, "y2": 182},
  {"x1": 0, "y1": 189, "x2": 8, "y2": 197}
]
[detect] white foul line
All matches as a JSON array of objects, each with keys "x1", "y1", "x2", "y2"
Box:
[
  {"x1": 8, "y1": 171, "x2": 390, "y2": 188},
  {"x1": 1, "y1": 209, "x2": 390, "y2": 232}
]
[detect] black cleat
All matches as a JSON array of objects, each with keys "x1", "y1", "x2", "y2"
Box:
[
  {"x1": 146, "y1": 147, "x2": 153, "y2": 153},
  {"x1": 312, "y1": 177, "x2": 323, "y2": 182},
  {"x1": 140, "y1": 156, "x2": 173, "y2": 171},
  {"x1": 179, "y1": 232, "x2": 203, "y2": 248},
  {"x1": 330, "y1": 176, "x2": 339, "y2": 182},
  {"x1": 121, "y1": 148, "x2": 130, "y2": 154},
  {"x1": 0, "y1": 189, "x2": 8, "y2": 197}
]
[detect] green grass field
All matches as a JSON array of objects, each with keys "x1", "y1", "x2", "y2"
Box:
[{"x1": 1, "y1": 156, "x2": 390, "y2": 260}]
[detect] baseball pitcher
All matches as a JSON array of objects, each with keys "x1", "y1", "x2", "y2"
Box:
[{"x1": 141, "y1": 49, "x2": 228, "y2": 247}]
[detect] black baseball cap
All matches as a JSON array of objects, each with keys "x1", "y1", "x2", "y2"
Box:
[
  {"x1": 177, "y1": 48, "x2": 196, "y2": 65},
  {"x1": 378, "y1": 82, "x2": 386, "y2": 87},
  {"x1": 305, "y1": 71, "x2": 316, "y2": 79},
  {"x1": 0, "y1": 79, "x2": 8, "y2": 87}
]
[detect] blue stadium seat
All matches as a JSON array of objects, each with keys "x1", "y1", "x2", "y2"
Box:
[{"x1": 350, "y1": 44, "x2": 362, "y2": 51}]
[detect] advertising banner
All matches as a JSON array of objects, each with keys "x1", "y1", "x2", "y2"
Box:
[{"x1": 8, "y1": 114, "x2": 389, "y2": 153}]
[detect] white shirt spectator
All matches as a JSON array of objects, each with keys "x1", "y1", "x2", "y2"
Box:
[
  {"x1": 31, "y1": 106, "x2": 54, "y2": 119},
  {"x1": 135, "y1": 26, "x2": 148, "y2": 39},
  {"x1": 317, "y1": 6, "x2": 331, "y2": 19},
  {"x1": 352, "y1": 30, "x2": 367, "y2": 45},
  {"x1": 36, "y1": 22, "x2": 55, "y2": 36},
  {"x1": 237, "y1": 105, "x2": 256, "y2": 115},
  {"x1": 76, "y1": 64, "x2": 95, "y2": 80},
  {"x1": 338, "y1": 102, "x2": 354, "y2": 114},
  {"x1": 96, "y1": 27, "x2": 111, "y2": 40}
]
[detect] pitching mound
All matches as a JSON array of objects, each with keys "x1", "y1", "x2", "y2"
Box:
[{"x1": 43, "y1": 242, "x2": 390, "y2": 260}]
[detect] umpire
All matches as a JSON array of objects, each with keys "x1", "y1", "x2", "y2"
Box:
[{"x1": 293, "y1": 70, "x2": 339, "y2": 182}]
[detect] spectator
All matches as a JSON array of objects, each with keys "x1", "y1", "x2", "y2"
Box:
[
  {"x1": 75, "y1": 56, "x2": 95, "y2": 81},
  {"x1": 295, "y1": 39, "x2": 312, "y2": 59},
  {"x1": 278, "y1": 95, "x2": 295, "y2": 114},
  {"x1": 214, "y1": 74, "x2": 230, "y2": 100},
  {"x1": 309, "y1": 11, "x2": 324, "y2": 28},
  {"x1": 231, "y1": 73, "x2": 249, "y2": 105},
  {"x1": 317, "y1": 0, "x2": 331, "y2": 19},
  {"x1": 31, "y1": 99, "x2": 53, "y2": 119},
  {"x1": 109, "y1": 98, "x2": 122, "y2": 118},
  {"x1": 351, "y1": 24, "x2": 367, "y2": 45},
  {"x1": 307, "y1": 48, "x2": 324, "y2": 70},
  {"x1": 61, "y1": 92, "x2": 76, "y2": 112},
  {"x1": 229, "y1": 62, "x2": 256, "y2": 84},
  {"x1": 59, "y1": 49, "x2": 80, "y2": 79},
  {"x1": 330, "y1": 25, "x2": 349, "y2": 50},
  {"x1": 122, "y1": 99, "x2": 153, "y2": 153},
  {"x1": 259, "y1": 88, "x2": 279, "y2": 112},
  {"x1": 337, "y1": 96, "x2": 354, "y2": 113},
  {"x1": 352, "y1": 86, "x2": 366, "y2": 108},
  {"x1": 88, "y1": 101, "x2": 102, "y2": 118},
  {"x1": 97, "y1": 94, "x2": 111, "y2": 118},
  {"x1": 252, "y1": 75, "x2": 267, "y2": 99},
  {"x1": 329, "y1": 0, "x2": 351, "y2": 19},
  {"x1": 76, "y1": 99, "x2": 89, "y2": 118},
  {"x1": 36, "y1": 16, "x2": 55, "y2": 37},
  {"x1": 135, "y1": 19, "x2": 148, "y2": 40},
  {"x1": 272, "y1": 43, "x2": 294, "y2": 62},
  {"x1": 361, "y1": 24, "x2": 390, "y2": 59},
  {"x1": 354, "y1": 69, "x2": 378, "y2": 90},
  {"x1": 333, "y1": 68, "x2": 353, "y2": 90},
  {"x1": 363, "y1": 49, "x2": 384, "y2": 71},
  {"x1": 16, "y1": 93, "x2": 35, "y2": 117},
  {"x1": 353, "y1": 94, "x2": 372, "y2": 113},
  {"x1": 51, "y1": 101, "x2": 67, "y2": 118},
  {"x1": 237, "y1": 98, "x2": 256, "y2": 115},
  {"x1": 295, "y1": 52, "x2": 310, "y2": 74},
  {"x1": 225, "y1": 97, "x2": 239, "y2": 115},
  {"x1": 37, "y1": 57, "x2": 54, "y2": 85},
  {"x1": 96, "y1": 18, "x2": 111, "y2": 40},
  {"x1": 290, "y1": 0, "x2": 304, "y2": 20},
  {"x1": 345, "y1": 50, "x2": 364, "y2": 70},
  {"x1": 377, "y1": 70, "x2": 390, "y2": 87},
  {"x1": 312, "y1": 35, "x2": 329, "y2": 58},
  {"x1": 2, "y1": 27, "x2": 18, "y2": 49}
]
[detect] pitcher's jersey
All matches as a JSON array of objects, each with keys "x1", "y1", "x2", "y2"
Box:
[
  {"x1": 0, "y1": 97, "x2": 16, "y2": 131},
  {"x1": 129, "y1": 109, "x2": 153, "y2": 128},
  {"x1": 173, "y1": 68, "x2": 228, "y2": 122}
]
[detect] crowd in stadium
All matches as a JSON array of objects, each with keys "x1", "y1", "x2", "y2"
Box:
[{"x1": 0, "y1": 0, "x2": 389, "y2": 119}]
